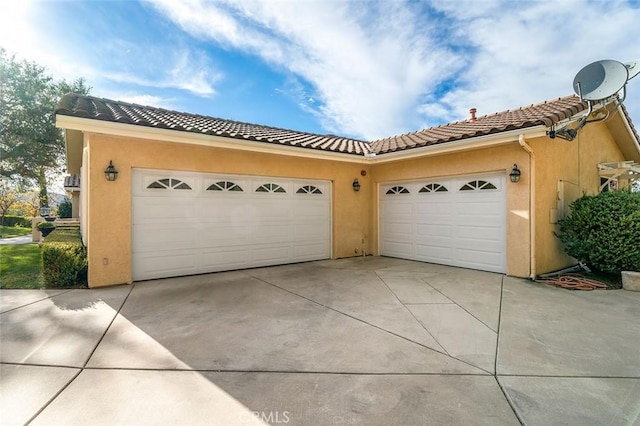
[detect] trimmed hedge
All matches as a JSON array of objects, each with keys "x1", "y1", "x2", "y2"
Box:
[
  {"x1": 1, "y1": 215, "x2": 32, "y2": 227},
  {"x1": 42, "y1": 229, "x2": 87, "y2": 288},
  {"x1": 557, "y1": 191, "x2": 640, "y2": 274}
]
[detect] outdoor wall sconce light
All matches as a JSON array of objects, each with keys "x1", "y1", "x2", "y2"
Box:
[
  {"x1": 39, "y1": 206, "x2": 51, "y2": 217},
  {"x1": 352, "y1": 178, "x2": 361, "y2": 192},
  {"x1": 509, "y1": 164, "x2": 521, "y2": 183},
  {"x1": 104, "y1": 160, "x2": 118, "y2": 181}
]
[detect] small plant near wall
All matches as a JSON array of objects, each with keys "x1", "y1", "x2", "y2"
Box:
[{"x1": 557, "y1": 191, "x2": 640, "y2": 275}]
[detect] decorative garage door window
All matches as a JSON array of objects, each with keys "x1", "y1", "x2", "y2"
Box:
[
  {"x1": 207, "y1": 181, "x2": 243, "y2": 192},
  {"x1": 419, "y1": 183, "x2": 448, "y2": 193},
  {"x1": 147, "y1": 178, "x2": 192, "y2": 190},
  {"x1": 460, "y1": 180, "x2": 497, "y2": 191},
  {"x1": 386, "y1": 186, "x2": 410, "y2": 195},
  {"x1": 256, "y1": 183, "x2": 286, "y2": 193},
  {"x1": 296, "y1": 185, "x2": 323, "y2": 194}
]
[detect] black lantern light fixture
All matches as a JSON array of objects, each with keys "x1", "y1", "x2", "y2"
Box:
[
  {"x1": 104, "y1": 160, "x2": 118, "y2": 181},
  {"x1": 509, "y1": 164, "x2": 521, "y2": 183},
  {"x1": 39, "y1": 206, "x2": 51, "y2": 218},
  {"x1": 352, "y1": 178, "x2": 361, "y2": 192}
]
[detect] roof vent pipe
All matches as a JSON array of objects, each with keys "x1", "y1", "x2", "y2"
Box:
[{"x1": 469, "y1": 108, "x2": 477, "y2": 122}]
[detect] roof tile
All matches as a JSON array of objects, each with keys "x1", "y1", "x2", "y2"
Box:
[
  {"x1": 56, "y1": 93, "x2": 636, "y2": 158},
  {"x1": 370, "y1": 95, "x2": 589, "y2": 153},
  {"x1": 55, "y1": 94, "x2": 368, "y2": 156}
]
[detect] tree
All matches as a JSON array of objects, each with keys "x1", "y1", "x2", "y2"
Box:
[
  {"x1": 12, "y1": 190, "x2": 40, "y2": 218},
  {"x1": 0, "y1": 48, "x2": 90, "y2": 207},
  {"x1": 0, "y1": 178, "x2": 19, "y2": 224}
]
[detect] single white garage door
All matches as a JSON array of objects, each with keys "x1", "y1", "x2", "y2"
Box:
[
  {"x1": 380, "y1": 174, "x2": 506, "y2": 273},
  {"x1": 132, "y1": 170, "x2": 331, "y2": 281}
]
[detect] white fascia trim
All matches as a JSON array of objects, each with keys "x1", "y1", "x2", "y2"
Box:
[
  {"x1": 56, "y1": 115, "x2": 371, "y2": 164},
  {"x1": 56, "y1": 115, "x2": 549, "y2": 165},
  {"x1": 371, "y1": 127, "x2": 548, "y2": 164}
]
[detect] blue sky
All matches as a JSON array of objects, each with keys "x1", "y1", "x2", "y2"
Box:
[{"x1": 2, "y1": 0, "x2": 640, "y2": 141}]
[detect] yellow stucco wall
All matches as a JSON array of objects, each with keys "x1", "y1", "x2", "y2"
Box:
[
  {"x1": 86, "y1": 134, "x2": 371, "y2": 287},
  {"x1": 370, "y1": 143, "x2": 532, "y2": 278},
  {"x1": 528, "y1": 122, "x2": 626, "y2": 274},
  {"x1": 83, "y1": 121, "x2": 630, "y2": 287}
]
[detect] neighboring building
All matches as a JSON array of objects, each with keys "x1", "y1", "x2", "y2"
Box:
[{"x1": 55, "y1": 94, "x2": 640, "y2": 287}]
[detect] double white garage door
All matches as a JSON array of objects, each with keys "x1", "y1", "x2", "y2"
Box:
[
  {"x1": 132, "y1": 170, "x2": 331, "y2": 281},
  {"x1": 132, "y1": 170, "x2": 506, "y2": 281},
  {"x1": 380, "y1": 174, "x2": 506, "y2": 273}
]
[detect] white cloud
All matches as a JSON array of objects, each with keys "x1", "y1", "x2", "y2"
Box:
[
  {"x1": 150, "y1": 0, "x2": 461, "y2": 139},
  {"x1": 1, "y1": 2, "x2": 221, "y2": 99},
  {"x1": 100, "y1": 48, "x2": 221, "y2": 97},
  {"x1": 423, "y1": 0, "x2": 640, "y2": 125},
  {"x1": 98, "y1": 92, "x2": 176, "y2": 109}
]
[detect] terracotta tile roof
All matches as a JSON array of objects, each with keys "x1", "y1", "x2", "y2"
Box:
[
  {"x1": 370, "y1": 95, "x2": 588, "y2": 154},
  {"x1": 63, "y1": 174, "x2": 80, "y2": 189},
  {"x1": 55, "y1": 94, "x2": 371, "y2": 156},
  {"x1": 58, "y1": 93, "x2": 636, "y2": 158}
]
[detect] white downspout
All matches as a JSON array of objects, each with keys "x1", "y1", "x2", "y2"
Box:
[{"x1": 519, "y1": 134, "x2": 536, "y2": 279}]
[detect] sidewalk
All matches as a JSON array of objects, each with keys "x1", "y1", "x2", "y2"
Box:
[{"x1": 0, "y1": 235, "x2": 33, "y2": 245}]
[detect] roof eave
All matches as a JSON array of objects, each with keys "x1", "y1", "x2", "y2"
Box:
[
  {"x1": 56, "y1": 114, "x2": 372, "y2": 164},
  {"x1": 370, "y1": 126, "x2": 548, "y2": 164}
]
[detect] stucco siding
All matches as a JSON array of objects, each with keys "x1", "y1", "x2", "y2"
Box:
[
  {"x1": 86, "y1": 134, "x2": 371, "y2": 287},
  {"x1": 529, "y1": 122, "x2": 626, "y2": 274}
]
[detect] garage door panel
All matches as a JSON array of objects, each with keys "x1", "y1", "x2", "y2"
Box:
[
  {"x1": 382, "y1": 241, "x2": 413, "y2": 256},
  {"x1": 455, "y1": 225, "x2": 502, "y2": 240},
  {"x1": 294, "y1": 222, "x2": 330, "y2": 239},
  {"x1": 416, "y1": 201, "x2": 453, "y2": 215},
  {"x1": 251, "y1": 245, "x2": 291, "y2": 263},
  {"x1": 133, "y1": 170, "x2": 331, "y2": 281},
  {"x1": 293, "y1": 243, "x2": 328, "y2": 259},
  {"x1": 455, "y1": 203, "x2": 502, "y2": 217},
  {"x1": 381, "y1": 174, "x2": 505, "y2": 273},
  {"x1": 294, "y1": 200, "x2": 329, "y2": 215},
  {"x1": 416, "y1": 244, "x2": 454, "y2": 262},
  {"x1": 201, "y1": 248, "x2": 250, "y2": 270},
  {"x1": 381, "y1": 202, "x2": 413, "y2": 217},
  {"x1": 132, "y1": 225, "x2": 201, "y2": 251},
  {"x1": 133, "y1": 199, "x2": 199, "y2": 222},
  {"x1": 456, "y1": 249, "x2": 503, "y2": 272},
  {"x1": 382, "y1": 221, "x2": 413, "y2": 236},
  {"x1": 134, "y1": 251, "x2": 200, "y2": 278}
]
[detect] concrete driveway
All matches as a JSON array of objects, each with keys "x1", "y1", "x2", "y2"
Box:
[{"x1": 1, "y1": 257, "x2": 639, "y2": 425}]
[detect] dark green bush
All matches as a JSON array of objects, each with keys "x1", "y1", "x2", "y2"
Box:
[
  {"x1": 557, "y1": 191, "x2": 640, "y2": 274},
  {"x1": 37, "y1": 221, "x2": 55, "y2": 230},
  {"x1": 57, "y1": 198, "x2": 72, "y2": 219},
  {"x1": 42, "y1": 229, "x2": 87, "y2": 288},
  {"x1": 1, "y1": 215, "x2": 32, "y2": 227}
]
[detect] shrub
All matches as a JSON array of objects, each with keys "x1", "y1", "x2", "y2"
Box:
[
  {"x1": 57, "y1": 198, "x2": 72, "y2": 219},
  {"x1": 557, "y1": 191, "x2": 640, "y2": 274},
  {"x1": 1, "y1": 215, "x2": 32, "y2": 227},
  {"x1": 37, "y1": 221, "x2": 55, "y2": 230},
  {"x1": 41, "y1": 229, "x2": 87, "y2": 287}
]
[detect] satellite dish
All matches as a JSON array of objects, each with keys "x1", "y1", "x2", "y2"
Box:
[
  {"x1": 573, "y1": 59, "x2": 628, "y2": 101},
  {"x1": 626, "y1": 61, "x2": 640, "y2": 81}
]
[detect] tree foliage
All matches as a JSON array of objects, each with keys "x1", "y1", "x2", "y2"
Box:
[
  {"x1": 557, "y1": 191, "x2": 640, "y2": 274},
  {"x1": 0, "y1": 48, "x2": 90, "y2": 205},
  {"x1": 57, "y1": 197, "x2": 72, "y2": 218},
  {"x1": 0, "y1": 179, "x2": 19, "y2": 224}
]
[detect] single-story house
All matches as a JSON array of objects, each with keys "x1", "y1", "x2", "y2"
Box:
[{"x1": 55, "y1": 93, "x2": 640, "y2": 288}]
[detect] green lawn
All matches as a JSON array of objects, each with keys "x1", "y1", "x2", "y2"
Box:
[
  {"x1": 0, "y1": 244, "x2": 43, "y2": 289},
  {"x1": 0, "y1": 225, "x2": 32, "y2": 239}
]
